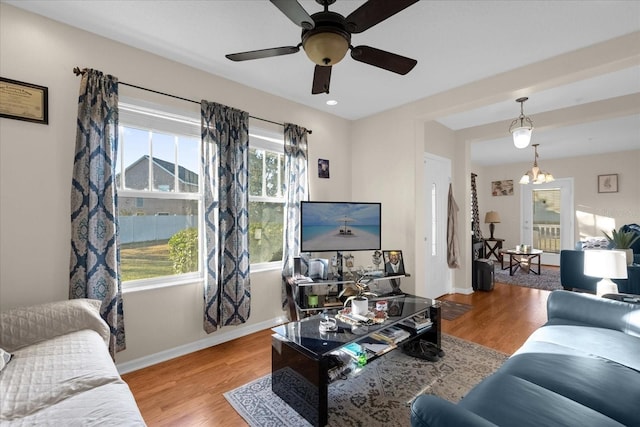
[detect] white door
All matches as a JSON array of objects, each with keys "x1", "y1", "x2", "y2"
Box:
[
  {"x1": 423, "y1": 153, "x2": 452, "y2": 299},
  {"x1": 521, "y1": 178, "x2": 574, "y2": 265}
]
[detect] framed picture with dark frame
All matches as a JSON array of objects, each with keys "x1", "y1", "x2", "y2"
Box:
[
  {"x1": 383, "y1": 250, "x2": 405, "y2": 276},
  {"x1": 598, "y1": 174, "x2": 618, "y2": 193},
  {"x1": 0, "y1": 77, "x2": 49, "y2": 124},
  {"x1": 318, "y1": 159, "x2": 330, "y2": 178}
]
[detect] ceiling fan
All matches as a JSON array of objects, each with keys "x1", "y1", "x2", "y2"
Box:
[{"x1": 225, "y1": 0, "x2": 419, "y2": 94}]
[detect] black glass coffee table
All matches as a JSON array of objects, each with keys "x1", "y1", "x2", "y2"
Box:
[{"x1": 271, "y1": 294, "x2": 441, "y2": 427}]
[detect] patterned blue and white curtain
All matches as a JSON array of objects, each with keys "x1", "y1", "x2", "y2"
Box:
[
  {"x1": 201, "y1": 101, "x2": 251, "y2": 333},
  {"x1": 69, "y1": 69, "x2": 124, "y2": 355},
  {"x1": 281, "y1": 123, "x2": 309, "y2": 310}
]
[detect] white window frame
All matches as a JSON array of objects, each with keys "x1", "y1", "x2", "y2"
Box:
[
  {"x1": 248, "y1": 129, "x2": 286, "y2": 272},
  {"x1": 118, "y1": 100, "x2": 203, "y2": 291}
]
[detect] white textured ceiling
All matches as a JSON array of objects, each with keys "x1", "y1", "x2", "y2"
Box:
[{"x1": 6, "y1": 0, "x2": 640, "y2": 165}]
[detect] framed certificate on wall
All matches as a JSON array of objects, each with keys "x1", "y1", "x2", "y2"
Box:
[{"x1": 0, "y1": 77, "x2": 49, "y2": 125}]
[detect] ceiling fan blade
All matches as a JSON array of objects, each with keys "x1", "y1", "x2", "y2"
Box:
[
  {"x1": 350, "y1": 45, "x2": 417, "y2": 75},
  {"x1": 226, "y1": 46, "x2": 300, "y2": 61},
  {"x1": 312, "y1": 65, "x2": 332, "y2": 94},
  {"x1": 345, "y1": 0, "x2": 419, "y2": 33},
  {"x1": 270, "y1": 0, "x2": 314, "y2": 30}
]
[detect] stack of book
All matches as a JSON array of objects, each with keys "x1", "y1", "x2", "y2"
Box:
[
  {"x1": 371, "y1": 325, "x2": 411, "y2": 345},
  {"x1": 401, "y1": 314, "x2": 433, "y2": 331}
]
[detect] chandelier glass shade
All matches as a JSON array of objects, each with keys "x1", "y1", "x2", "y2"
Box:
[
  {"x1": 509, "y1": 97, "x2": 534, "y2": 149},
  {"x1": 519, "y1": 144, "x2": 554, "y2": 185}
]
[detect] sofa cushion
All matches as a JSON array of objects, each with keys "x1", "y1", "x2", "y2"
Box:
[
  {"x1": 0, "y1": 329, "x2": 143, "y2": 425},
  {"x1": 0, "y1": 299, "x2": 109, "y2": 352},
  {"x1": 516, "y1": 324, "x2": 640, "y2": 371},
  {"x1": 457, "y1": 322, "x2": 640, "y2": 427},
  {"x1": 458, "y1": 368, "x2": 629, "y2": 427}
]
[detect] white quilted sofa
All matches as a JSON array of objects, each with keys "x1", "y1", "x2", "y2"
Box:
[{"x1": 0, "y1": 299, "x2": 146, "y2": 426}]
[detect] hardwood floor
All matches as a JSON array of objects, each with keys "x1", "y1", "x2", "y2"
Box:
[{"x1": 122, "y1": 282, "x2": 551, "y2": 426}]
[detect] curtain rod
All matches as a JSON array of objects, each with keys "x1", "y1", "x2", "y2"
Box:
[{"x1": 73, "y1": 67, "x2": 312, "y2": 134}]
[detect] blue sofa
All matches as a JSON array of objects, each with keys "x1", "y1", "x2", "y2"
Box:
[{"x1": 411, "y1": 291, "x2": 640, "y2": 427}]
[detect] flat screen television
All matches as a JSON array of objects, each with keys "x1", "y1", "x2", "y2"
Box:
[{"x1": 300, "y1": 201, "x2": 381, "y2": 253}]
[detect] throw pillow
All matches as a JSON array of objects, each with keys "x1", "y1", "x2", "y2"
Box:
[{"x1": 0, "y1": 347, "x2": 13, "y2": 372}]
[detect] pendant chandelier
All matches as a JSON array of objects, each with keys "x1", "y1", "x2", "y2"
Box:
[
  {"x1": 509, "y1": 97, "x2": 534, "y2": 149},
  {"x1": 519, "y1": 144, "x2": 554, "y2": 185}
]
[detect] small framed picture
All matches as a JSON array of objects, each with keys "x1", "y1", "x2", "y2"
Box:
[
  {"x1": 383, "y1": 250, "x2": 405, "y2": 276},
  {"x1": 598, "y1": 174, "x2": 618, "y2": 193},
  {"x1": 318, "y1": 159, "x2": 330, "y2": 178}
]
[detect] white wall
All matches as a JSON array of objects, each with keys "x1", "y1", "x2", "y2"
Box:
[
  {"x1": 476, "y1": 150, "x2": 640, "y2": 249},
  {"x1": 0, "y1": 4, "x2": 352, "y2": 366}
]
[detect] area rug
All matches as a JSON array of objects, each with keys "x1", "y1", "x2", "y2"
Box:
[
  {"x1": 494, "y1": 266, "x2": 562, "y2": 291},
  {"x1": 224, "y1": 334, "x2": 508, "y2": 427},
  {"x1": 439, "y1": 300, "x2": 472, "y2": 321}
]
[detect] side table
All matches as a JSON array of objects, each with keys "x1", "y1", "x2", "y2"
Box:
[
  {"x1": 484, "y1": 238, "x2": 504, "y2": 263},
  {"x1": 504, "y1": 248, "x2": 543, "y2": 276}
]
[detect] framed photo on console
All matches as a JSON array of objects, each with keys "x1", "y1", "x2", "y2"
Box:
[{"x1": 383, "y1": 250, "x2": 405, "y2": 275}]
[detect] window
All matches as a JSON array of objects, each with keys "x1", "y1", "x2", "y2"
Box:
[
  {"x1": 248, "y1": 131, "x2": 285, "y2": 268},
  {"x1": 117, "y1": 101, "x2": 201, "y2": 288},
  {"x1": 116, "y1": 101, "x2": 286, "y2": 287}
]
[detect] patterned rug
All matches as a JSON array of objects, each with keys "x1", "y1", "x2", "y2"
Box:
[
  {"x1": 439, "y1": 300, "x2": 473, "y2": 321},
  {"x1": 494, "y1": 266, "x2": 562, "y2": 291},
  {"x1": 224, "y1": 334, "x2": 508, "y2": 427}
]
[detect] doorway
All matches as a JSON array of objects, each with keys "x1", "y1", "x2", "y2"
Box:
[
  {"x1": 423, "y1": 153, "x2": 452, "y2": 299},
  {"x1": 521, "y1": 178, "x2": 574, "y2": 265}
]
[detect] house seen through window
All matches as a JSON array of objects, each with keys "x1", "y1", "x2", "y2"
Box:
[{"x1": 116, "y1": 101, "x2": 285, "y2": 287}]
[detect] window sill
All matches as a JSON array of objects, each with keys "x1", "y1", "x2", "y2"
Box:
[
  {"x1": 122, "y1": 263, "x2": 282, "y2": 294},
  {"x1": 251, "y1": 261, "x2": 283, "y2": 274},
  {"x1": 123, "y1": 276, "x2": 202, "y2": 294}
]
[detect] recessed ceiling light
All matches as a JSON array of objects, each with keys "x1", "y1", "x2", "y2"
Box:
[{"x1": 326, "y1": 100, "x2": 338, "y2": 106}]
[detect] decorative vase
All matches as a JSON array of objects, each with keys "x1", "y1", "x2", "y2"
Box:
[
  {"x1": 351, "y1": 297, "x2": 369, "y2": 316},
  {"x1": 623, "y1": 248, "x2": 633, "y2": 265}
]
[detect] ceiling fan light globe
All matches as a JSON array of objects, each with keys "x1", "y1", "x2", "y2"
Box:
[
  {"x1": 512, "y1": 127, "x2": 532, "y2": 148},
  {"x1": 303, "y1": 32, "x2": 349, "y2": 66}
]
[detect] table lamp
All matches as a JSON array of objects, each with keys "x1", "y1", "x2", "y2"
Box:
[
  {"x1": 484, "y1": 211, "x2": 501, "y2": 239},
  {"x1": 583, "y1": 250, "x2": 628, "y2": 296}
]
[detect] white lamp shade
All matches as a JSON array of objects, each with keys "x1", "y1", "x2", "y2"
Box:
[
  {"x1": 583, "y1": 250, "x2": 628, "y2": 279},
  {"x1": 512, "y1": 127, "x2": 532, "y2": 149}
]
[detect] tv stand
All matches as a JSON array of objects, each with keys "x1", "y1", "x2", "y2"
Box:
[{"x1": 284, "y1": 273, "x2": 409, "y2": 321}]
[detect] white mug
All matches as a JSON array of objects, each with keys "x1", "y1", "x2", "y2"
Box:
[{"x1": 319, "y1": 317, "x2": 337, "y2": 332}]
